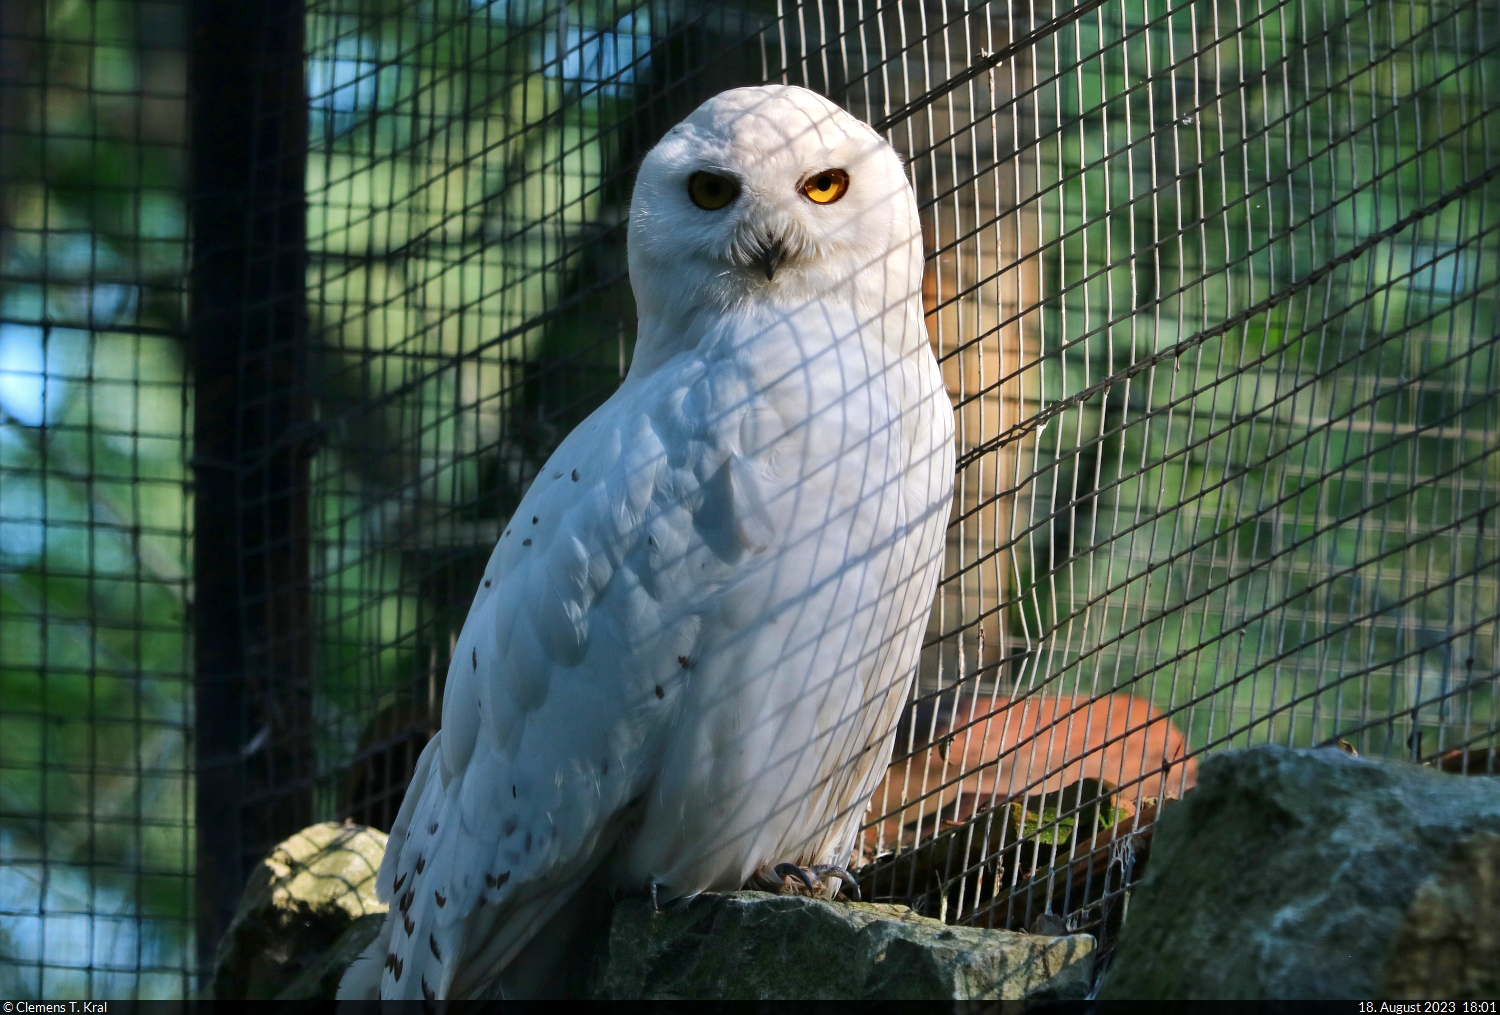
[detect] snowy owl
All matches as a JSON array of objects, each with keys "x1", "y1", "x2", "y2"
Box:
[{"x1": 338, "y1": 84, "x2": 954, "y2": 1000}]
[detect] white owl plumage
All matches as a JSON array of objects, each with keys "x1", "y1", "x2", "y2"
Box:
[{"x1": 338, "y1": 84, "x2": 955, "y2": 1000}]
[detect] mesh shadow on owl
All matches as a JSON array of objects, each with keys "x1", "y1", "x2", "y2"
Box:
[
  {"x1": 328, "y1": 82, "x2": 947, "y2": 1001},
  {"x1": 333, "y1": 84, "x2": 1184, "y2": 1001}
]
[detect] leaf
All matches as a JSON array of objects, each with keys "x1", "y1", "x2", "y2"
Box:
[{"x1": 1018, "y1": 778, "x2": 1118, "y2": 847}]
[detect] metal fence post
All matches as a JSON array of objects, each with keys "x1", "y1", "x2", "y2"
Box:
[{"x1": 189, "y1": 0, "x2": 314, "y2": 982}]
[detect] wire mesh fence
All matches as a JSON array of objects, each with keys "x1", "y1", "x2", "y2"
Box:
[
  {"x1": 843, "y1": 0, "x2": 1500, "y2": 936},
  {"x1": 0, "y1": 0, "x2": 1496, "y2": 996},
  {"x1": 300, "y1": 0, "x2": 774, "y2": 856},
  {"x1": 0, "y1": 0, "x2": 195, "y2": 997}
]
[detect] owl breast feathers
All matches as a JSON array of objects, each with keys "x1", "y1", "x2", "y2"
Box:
[{"x1": 339, "y1": 84, "x2": 955, "y2": 1000}]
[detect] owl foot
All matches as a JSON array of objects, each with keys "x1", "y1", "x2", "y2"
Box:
[{"x1": 771, "y1": 862, "x2": 862, "y2": 901}]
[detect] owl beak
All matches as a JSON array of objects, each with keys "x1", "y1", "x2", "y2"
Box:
[{"x1": 756, "y1": 240, "x2": 785, "y2": 281}]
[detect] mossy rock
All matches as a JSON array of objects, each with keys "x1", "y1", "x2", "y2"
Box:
[
  {"x1": 1101, "y1": 745, "x2": 1500, "y2": 999},
  {"x1": 212, "y1": 821, "x2": 388, "y2": 999},
  {"x1": 595, "y1": 890, "x2": 1094, "y2": 1000}
]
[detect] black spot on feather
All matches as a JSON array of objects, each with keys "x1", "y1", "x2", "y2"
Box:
[
  {"x1": 472, "y1": 648, "x2": 477, "y2": 670},
  {"x1": 422, "y1": 977, "x2": 435, "y2": 1001},
  {"x1": 571, "y1": 469, "x2": 579, "y2": 481},
  {"x1": 522, "y1": 538, "x2": 531, "y2": 546},
  {"x1": 532, "y1": 516, "x2": 538, "y2": 524},
  {"x1": 428, "y1": 821, "x2": 438, "y2": 834},
  {"x1": 678, "y1": 656, "x2": 692, "y2": 669},
  {"x1": 399, "y1": 889, "x2": 414, "y2": 914},
  {"x1": 655, "y1": 685, "x2": 664, "y2": 699},
  {"x1": 393, "y1": 872, "x2": 406, "y2": 891},
  {"x1": 484, "y1": 579, "x2": 491, "y2": 587},
  {"x1": 430, "y1": 934, "x2": 442, "y2": 961},
  {"x1": 403, "y1": 913, "x2": 414, "y2": 936},
  {"x1": 415, "y1": 856, "x2": 425, "y2": 874},
  {"x1": 434, "y1": 890, "x2": 447, "y2": 907}
]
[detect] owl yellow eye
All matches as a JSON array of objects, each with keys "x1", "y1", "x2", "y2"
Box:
[
  {"x1": 688, "y1": 172, "x2": 739, "y2": 210},
  {"x1": 801, "y1": 168, "x2": 850, "y2": 205}
]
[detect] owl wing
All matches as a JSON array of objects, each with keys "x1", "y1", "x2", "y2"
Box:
[{"x1": 338, "y1": 363, "x2": 770, "y2": 1000}]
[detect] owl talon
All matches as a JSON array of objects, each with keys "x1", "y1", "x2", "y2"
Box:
[
  {"x1": 774, "y1": 862, "x2": 820, "y2": 892},
  {"x1": 809, "y1": 865, "x2": 861, "y2": 901},
  {"x1": 770, "y1": 862, "x2": 859, "y2": 900}
]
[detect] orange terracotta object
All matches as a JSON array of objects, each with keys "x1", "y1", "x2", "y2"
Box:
[{"x1": 865, "y1": 693, "x2": 1196, "y2": 851}]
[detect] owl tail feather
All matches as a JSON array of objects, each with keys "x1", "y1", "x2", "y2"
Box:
[{"x1": 336, "y1": 913, "x2": 394, "y2": 1000}]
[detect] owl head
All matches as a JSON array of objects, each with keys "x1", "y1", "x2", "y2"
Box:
[{"x1": 627, "y1": 85, "x2": 923, "y2": 327}]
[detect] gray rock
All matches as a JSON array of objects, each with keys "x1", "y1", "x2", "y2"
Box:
[
  {"x1": 595, "y1": 890, "x2": 1094, "y2": 1000},
  {"x1": 212, "y1": 821, "x2": 389, "y2": 1000},
  {"x1": 1100, "y1": 744, "x2": 1500, "y2": 999}
]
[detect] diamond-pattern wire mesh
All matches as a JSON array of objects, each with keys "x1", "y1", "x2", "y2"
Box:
[
  {"x1": 301, "y1": 0, "x2": 775, "y2": 848},
  {"x1": 2, "y1": 0, "x2": 1497, "y2": 996},
  {"x1": 847, "y1": 0, "x2": 1500, "y2": 934},
  {"x1": 299, "y1": 0, "x2": 1499, "y2": 951},
  {"x1": 0, "y1": 0, "x2": 196, "y2": 998}
]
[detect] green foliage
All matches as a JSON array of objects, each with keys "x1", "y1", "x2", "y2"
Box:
[
  {"x1": 0, "y1": 0, "x2": 193, "y2": 997},
  {"x1": 1016, "y1": 778, "x2": 1122, "y2": 846},
  {"x1": 1012, "y1": 0, "x2": 1499, "y2": 764}
]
